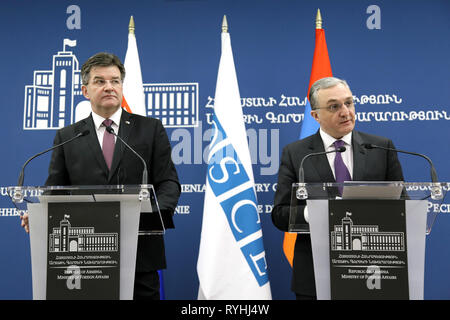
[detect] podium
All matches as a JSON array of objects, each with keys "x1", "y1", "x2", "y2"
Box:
[
  {"x1": 8, "y1": 184, "x2": 164, "y2": 300},
  {"x1": 289, "y1": 181, "x2": 449, "y2": 300}
]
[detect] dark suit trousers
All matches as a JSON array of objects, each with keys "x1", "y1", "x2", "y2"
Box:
[{"x1": 133, "y1": 271, "x2": 160, "y2": 300}]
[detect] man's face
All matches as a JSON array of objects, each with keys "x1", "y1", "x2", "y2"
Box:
[
  {"x1": 311, "y1": 83, "x2": 356, "y2": 139},
  {"x1": 81, "y1": 65, "x2": 123, "y2": 118}
]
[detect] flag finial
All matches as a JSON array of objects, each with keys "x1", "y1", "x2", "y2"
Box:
[
  {"x1": 222, "y1": 15, "x2": 228, "y2": 33},
  {"x1": 129, "y1": 16, "x2": 135, "y2": 34},
  {"x1": 316, "y1": 9, "x2": 323, "y2": 29}
]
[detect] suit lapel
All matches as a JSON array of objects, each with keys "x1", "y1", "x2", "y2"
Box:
[
  {"x1": 108, "y1": 111, "x2": 134, "y2": 181},
  {"x1": 352, "y1": 131, "x2": 367, "y2": 181},
  {"x1": 307, "y1": 131, "x2": 335, "y2": 182},
  {"x1": 305, "y1": 130, "x2": 367, "y2": 182}
]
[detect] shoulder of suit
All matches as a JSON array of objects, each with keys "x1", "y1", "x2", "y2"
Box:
[
  {"x1": 56, "y1": 116, "x2": 90, "y2": 135},
  {"x1": 124, "y1": 111, "x2": 162, "y2": 125},
  {"x1": 354, "y1": 130, "x2": 392, "y2": 144},
  {"x1": 283, "y1": 133, "x2": 317, "y2": 151}
]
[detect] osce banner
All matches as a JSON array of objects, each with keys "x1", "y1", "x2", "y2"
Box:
[
  {"x1": 0, "y1": 1, "x2": 449, "y2": 300},
  {"x1": 197, "y1": 26, "x2": 271, "y2": 300}
]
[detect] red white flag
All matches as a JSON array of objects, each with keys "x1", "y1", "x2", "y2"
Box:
[
  {"x1": 283, "y1": 9, "x2": 333, "y2": 267},
  {"x1": 122, "y1": 16, "x2": 147, "y2": 116}
]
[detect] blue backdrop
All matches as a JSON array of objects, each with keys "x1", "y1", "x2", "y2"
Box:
[{"x1": 0, "y1": 0, "x2": 449, "y2": 300}]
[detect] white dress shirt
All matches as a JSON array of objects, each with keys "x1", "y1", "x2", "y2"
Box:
[
  {"x1": 305, "y1": 129, "x2": 354, "y2": 223},
  {"x1": 91, "y1": 107, "x2": 122, "y2": 148},
  {"x1": 319, "y1": 128, "x2": 353, "y2": 180}
]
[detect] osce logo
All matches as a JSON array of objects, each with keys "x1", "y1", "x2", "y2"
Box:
[
  {"x1": 23, "y1": 39, "x2": 199, "y2": 130},
  {"x1": 207, "y1": 115, "x2": 269, "y2": 286}
]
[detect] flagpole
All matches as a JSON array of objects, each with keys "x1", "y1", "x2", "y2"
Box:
[
  {"x1": 122, "y1": 15, "x2": 147, "y2": 116},
  {"x1": 129, "y1": 15, "x2": 135, "y2": 34},
  {"x1": 316, "y1": 8, "x2": 322, "y2": 29},
  {"x1": 283, "y1": 8, "x2": 333, "y2": 268},
  {"x1": 197, "y1": 15, "x2": 271, "y2": 300},
  {"x1": 121, "y1": 16, "x2": 134, "y2": 114},
  {"x1": 222, "y1": 15, "x2": 228, "y2": 33}
]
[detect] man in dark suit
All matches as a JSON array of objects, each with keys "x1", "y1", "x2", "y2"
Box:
[
  {"x1": 271, "y1": 77, "x2": 404, "y2": 299},
  {"x1": 21, "y1": 52, "x2": 180, "y2": 300}
]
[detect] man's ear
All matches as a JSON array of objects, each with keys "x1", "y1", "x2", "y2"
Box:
[
  {"x1": 310, "y1": 110, "x2": 320, "y2": 122},
  {"x1": 81, "y1": 85, "x2": 90, "y2": 100}
]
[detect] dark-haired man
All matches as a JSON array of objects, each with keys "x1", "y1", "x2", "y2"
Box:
[{"x1": 21, "y1": 52, "x2": 180, "y2": 299}]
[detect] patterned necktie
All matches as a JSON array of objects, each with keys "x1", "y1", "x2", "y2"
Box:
[
  {"x1": 334, "y1": 140, "x2": 351, "y2": 194},
  {"x1": 102, "y1": 119, "x2": 115, "y2": 170}
]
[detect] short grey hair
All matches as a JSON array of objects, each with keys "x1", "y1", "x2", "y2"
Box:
[{"x1": 309, "y1": 77, "x2": 351, "y2": 110}]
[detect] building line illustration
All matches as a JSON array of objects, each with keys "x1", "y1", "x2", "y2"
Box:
[
  {"x1": 331, "y1": 212, "x2": 405, "y2": 252},
  {"x1": 24, "y1": 39, "x2": 199, "y2": 130},
  {"x1": 49, "y1": 215, "x2": 119, "y2": 253}
]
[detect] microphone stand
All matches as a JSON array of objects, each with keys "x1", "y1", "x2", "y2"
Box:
[
  {"x1": 105, "y1": 126, "x2": 150, "y2": 201},
  {"x1": 363, "y1": 143, "x2": 442, "y2": 200},
  {"x1": 296, "y1": 147, "x2": 346, "y2": 200}
]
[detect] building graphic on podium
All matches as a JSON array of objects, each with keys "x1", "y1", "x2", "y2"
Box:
[
  {"x1": 23, "y1": 39, "x2": 199, "y2": 130},
  {"x1": 330, "y1": 212, "x2": 405, "y2": 252},
  {"x1": 49, "y1": 215, "x2": 119, "y2": 253}
]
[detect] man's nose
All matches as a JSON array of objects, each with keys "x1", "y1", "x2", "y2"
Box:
[
  {"x1": 103, "y1": 80, "x2": 115, "y2": 91},
  {"x1": 339, "y1": 104, "x2": 351, "y2": 117}
]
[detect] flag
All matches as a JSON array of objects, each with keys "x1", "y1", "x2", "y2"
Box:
[
  {"x1": 63, "y1": 39, "x2": 76, "y2": 51},
  {"x1": 196, "y1": 17, "x2": 272, "y2": 300},
  {"x1": 158, "y1": 270, "x2": 165, "y2": 300},
  {"x1": 282, "y1": 9, "x2": 333, "y2": 267},
  {"x1": 122, "y1": 16, "x2": 147, "y2": 116}
]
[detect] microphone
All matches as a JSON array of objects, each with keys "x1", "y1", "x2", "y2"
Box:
[
  {"x1": 362, "y1": 143, "x2": 438, "y2": 183},
  {"x1": 298, "y1": 146, "x2": 346, "y2": 183},
  {"x1": 296, "y1": 146, "x2": 346, "y2": 199},
  {"x1": 362, "y1": 143, "x2": 442, "y2": 199},
  {"x1": 105, "y1": 126, "x2": 148, "y2": 185},
  {"x1": 17, "y1": 130, "x2": 90, "y2": 187},
  {"x1": 12, "y1": 130, "x2": 90, "y2": 203}
]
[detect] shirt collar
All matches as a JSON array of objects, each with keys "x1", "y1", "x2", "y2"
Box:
[
  {"x1": 91, "y1": 107, "x2": 122, "y2": 130},
  {"x1": 319, "y1": 128, "x2": 353, "y2": 150}
]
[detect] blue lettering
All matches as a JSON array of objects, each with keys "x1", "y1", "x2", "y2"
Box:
[
  {"x1": 241, "y1": 239, "x2": 269, "y2": 286},
  {"x1": 220, "y1": 187, "x2": 260, "y2": 241},
  {"x1": 206, "y1": 116, "x2": 269, "y2": 287},
  {"x1": 207, "y1": 116, "x2": 249, "y2": 197}
]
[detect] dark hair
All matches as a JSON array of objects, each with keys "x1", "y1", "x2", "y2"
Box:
[{"x1": 81, "y1": 52, "x2": 126, "y2": 85}]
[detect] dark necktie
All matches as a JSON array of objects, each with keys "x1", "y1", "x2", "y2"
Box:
[
  {"x1": 334, "y1": 140, "x2": 351, "y2": 194},
  {"x1": 102, "y1": 119, "x2": 115, "y2": 170}
]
